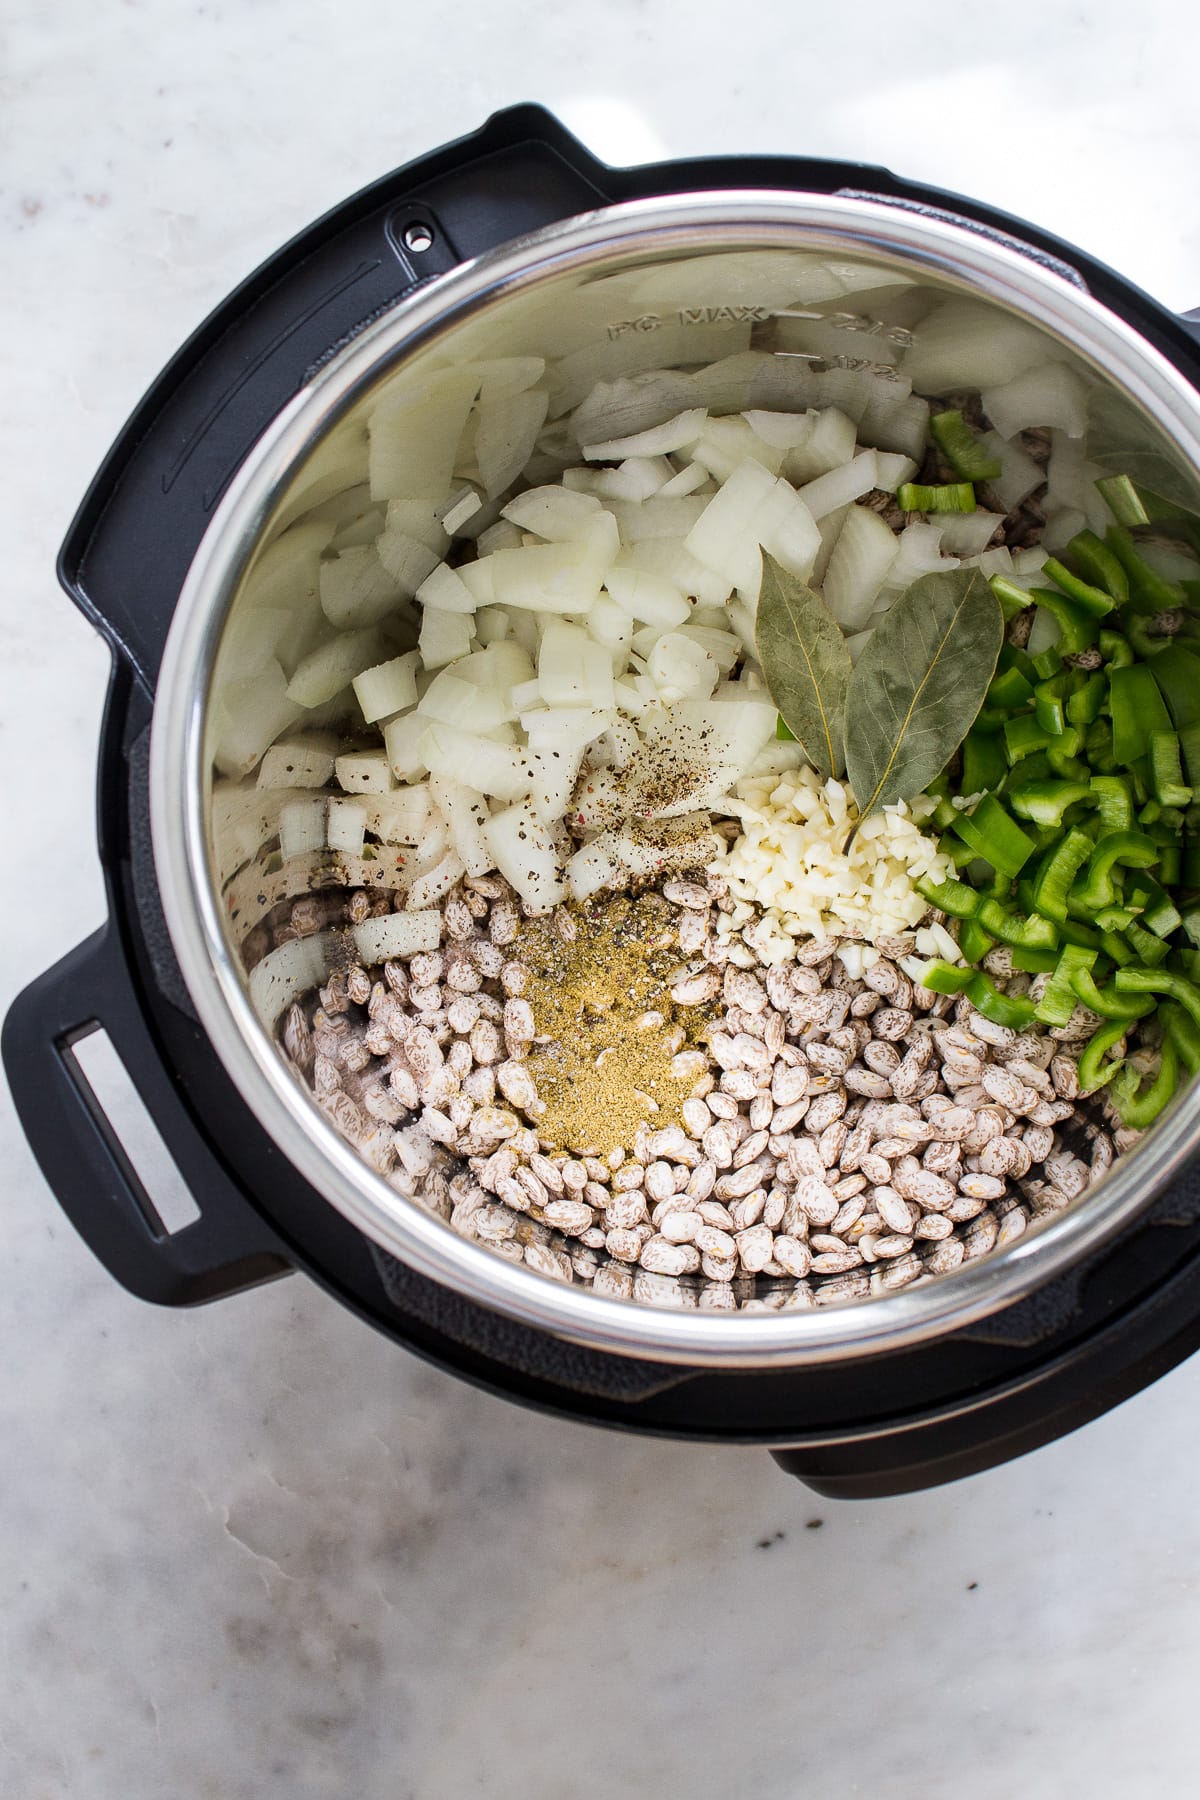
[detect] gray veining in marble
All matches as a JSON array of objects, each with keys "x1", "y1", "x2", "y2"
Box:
[{"x1": 5, "y1": 2, "x2": 1200, "y2": 1795}]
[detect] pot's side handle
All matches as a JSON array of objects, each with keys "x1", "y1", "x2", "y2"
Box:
[
  {"x1": 2, "y1": 923, "x2": 292, "y2": 1306},
  {"x1": 59, "y1": 104, "x2": 615, "y2": 693}
]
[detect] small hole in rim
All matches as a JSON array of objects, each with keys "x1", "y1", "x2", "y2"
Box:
[{"x1": 404, "y1": 222, "x2": 434, "y2": 254}]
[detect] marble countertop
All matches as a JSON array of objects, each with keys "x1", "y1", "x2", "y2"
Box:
[{"x1": 5, "y1": 3, "x2": 1200, "y2": 1794}]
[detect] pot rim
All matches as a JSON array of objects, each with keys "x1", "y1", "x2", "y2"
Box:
[{"x1": 151, "y1": 188, "x2": 1200, "y2": 1368}]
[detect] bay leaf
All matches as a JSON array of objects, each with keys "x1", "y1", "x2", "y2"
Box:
[
  {"x1": 843, "y1": 566, "x2": 1003, "y2": 833},
  {"x1": 754, "y1": 552, "x2": 852, "y2": 780}
]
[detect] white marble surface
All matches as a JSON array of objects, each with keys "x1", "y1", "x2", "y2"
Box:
[{"x1": 5, "y1": 4, "x2": 1200, "y2": 1795}]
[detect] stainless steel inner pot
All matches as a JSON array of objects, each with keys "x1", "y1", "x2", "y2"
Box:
[{"x1": 149, "y1": 190, "x2": 1200, "y2": 1368}]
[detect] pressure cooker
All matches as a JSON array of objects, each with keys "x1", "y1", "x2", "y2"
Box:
[{"x1": 8, "y1": 104, "x2": 1200, "y2": 1498}]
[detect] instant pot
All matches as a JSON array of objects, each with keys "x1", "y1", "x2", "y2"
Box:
[{"x1": 9, "y1": 104, "x2": 1200, "y2": 1498}]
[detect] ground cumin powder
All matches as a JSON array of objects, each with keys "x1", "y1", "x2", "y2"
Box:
[{"x1": 518, "y1": 892, "x2": 706, "y2": 1157}]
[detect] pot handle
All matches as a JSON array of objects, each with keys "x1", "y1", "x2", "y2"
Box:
[
  {"x1": 2, "y1": 922, "x2": 292, "y2": 1306},
  {"x1": 59, "y1": 104, "x2": 616, "y2": 692}
]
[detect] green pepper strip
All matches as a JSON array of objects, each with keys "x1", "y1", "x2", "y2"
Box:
[
  {"x1": 1068, "y1": 965, "x2": 1156, "y2": 1020},
  {"x1": 989, "y1": 575, "x2": 1035, "y2": 621},
  {"x1": 915, "y1": 876, "x2": 981, "y2": 920},
  {"x1": 1057, "y1": 919, "x2": 1105, "y2": 950},
  {"x1": 1114, "y1": 965, "x2": 1200, "y2": 1027},
  {"x1": 1125, "y1": 615, "x2": 1170, "y2": 660},
  {"x1": 929, "y1": 410, "x2": 1002, "y2": 481},
  {"x1": 957, "y1": 916, "x2": 996, "y2": 964},
  {"x1": 1097, "y1": 474, "x2": 1151, "y2": 528},
  {"x1": 1031, "y1": 646, "x2": 1065, "y2": 681},
  {"x1": 1042, "y1": 555, "x2": 1118, "y2": 618},
  {"x1": 988, "y1": 666, "x2": 1035, "y2": 710},
  {"x1": 1032, "y1": 828, "x2": 1097, "y2": 921},
  {"x1": 1030, "y1": 588, "x2": 1099, "y2": 655},
  {"x1": 1086, "y1": 719, "x2": 1119, "y2": 773},
  {"x1": 1149, "y1": 729, "x2": 1193, "y2": 808},
  {"x1": 1008, "y1": 781, "x2": 1092, "y2": 827},
  {"x1": 1109, "y1": 664, "x2": 1174, "y2": 765},
  {"x1": 1077, "y1": 1019, "x2": 1130, "y2": 1095},
  {"x1": 1178, "y1": 723, "x2": 1200, "y2": 790},
  {"x1": 1149, "y1": 645, "x2": 1200, "y2": 733},
  {"x1": 1126, "y1": 874, "x2": 1182, "y2": 939},
  {"x1": 976, "y1": 899, "x2": 1060, "y2": 950},
  {"x1": 1162, "y1": 1002, "x2": 1200, "y2": 1077},
  {"x1": 1110, "y1": 1039, "x2": 1180, "y2": 1127},
  {"x1": 1089, "y1": 775, "x2": 1135, "y2": 835},
  {"x1": 962, "y1": 729, "x2": 1008, "y2": 795},
  {"x1": 1004, "y1": 713, "x2": 1059, "y2": 764},
  {"x1": 1035, "y1": 944, "x2": 1096, "y2": 1027},
  {"x1": 951, "y1": 794, "x2": 1036, "y2": 877},
  {"x1": 1124, "y1": 920, "x2": 1172, "y2": 966},
  {"x1": 1074, "y1": 831, "x2": 1160, "y2": 912},
  {"x1": 1012, "y1": 944, "x2": 1060, "y2": 973},
  {"x1": 898, "y1": 481, "x2": 975, "y2": 513},
  {"x1": 1101, "y1": 929, "x2": 1135, "y2": 965},
  {"x1": 1096, "y1": 904, "x2": 1139, "y2": 931},
  {"x1": 1063, "y1": 528, "x2": 1130, "y2": 605},
  {"x1": 1067, "y1": 671, "x2": 1106, "y2": 728},
  {"x1": 1034, "y1": 675, "x2": 1067, "y2": 736},
  {"x1": 918, "y1": 962, "x2": 1038, "y2": 1029},
  {"x1": 999, "y1": 642, "x2": 1038, "y2": 683},
  {"x1": 1100, "y1": 629, "x2": 1134, "y2": 669},
  {"x1": 1107, "y1": 525, "x2": 1185, "y2": 612},
  {"x1": 1047, "y1": 743, "x2": 1089, "y2": 780}
]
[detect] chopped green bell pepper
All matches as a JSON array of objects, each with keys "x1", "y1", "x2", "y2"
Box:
[
  {"x1": 898, "y1": 481, "x2": 976, "y2": 513},
  {"x1": 1068, "y1": 965, "x2": 1156, "y2": 1020},
  {"x1": 918, "y1": 962, "x2": 1038, "y2": 1029},
  {"x1": 957, "y1": 916, "x2": 996, "y2": 964},
  {"x1": 1107, "y1": 524, "x2": 1185, "y2": 612},
  {"x1": 1109, "y1": 665, "x2": 1174, "y2": 765},
  {"x1": 1036, "y1": 943, "x2": 1098, "y2": 1027},
  {"x1": 1008, "y1": 781, "x2": 1093, "y2": 828},
  {"x1": 1100, "y1": 629, "x2": 1135, "y2": 669},
  {"x1": 1089, "y1": 774, "x2": 1135, "y2": 835},
  {"x1": 1161, "y1": 1001, "x2": 1200, "y2": 1076},
  {"x1": 1030, "y1": 588, "x2": 1100, "y2": 656},
  {"x1": 1031, "y1": 827, "x2": 1097, "y2": 921},
  {"x1": 1110, "y1": 1038, "x2": 1179, "y2": 1125},
  {"x1": 961, "y1": 729, "x2": 1008, "y2": 796},
  {"x1": 976, "y1": 898, "x2": 1060, "y2": 950},
  {"x1": 1075, "y1": 830, "x2": 1160, "y2": 911},
  {"x1": 914, "y1": 876, "x2": 981, "y2": 919},
  {"x1": 1077, "y1": 1018, "x2": 1130, "y2": 1094},
  {"x1": 1042, "y1": 555, "x2": 1118, "y2": 618},
  {"x1": 1149, "y1": 645, "x2": 1200, "y2": 730},
  {"x1": 1114, "y1": 964, "x2": 1200, "y2": 1026},
  {"x1": 1063, "y1": 528, "x2": 1130, "y2": 605},
  {"x1": 951, "y1": 794, "x2": 1036, "y2": 877},
  {"x1": 929, "y1": 410, "x2": 1002, "y2": 481}
]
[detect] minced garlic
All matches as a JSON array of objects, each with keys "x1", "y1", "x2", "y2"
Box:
[{"x1": 710, "y1": 768, "x2": 953, "y2": 962}]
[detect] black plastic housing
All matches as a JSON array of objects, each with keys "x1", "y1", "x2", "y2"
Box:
[{"x1": 8, "y1": 103, "x2": 1200, "y2": 1498}]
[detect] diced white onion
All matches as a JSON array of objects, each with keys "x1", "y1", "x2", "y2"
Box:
[
  {"x1": 582, "y1": 407, "x2": 707, "y2": 461},
  {"x1": 352, "y1": 652, "x2": 419, "y2": 723},
  {"x1": 256, "y1": 733, "x2": 337, "y2": 790},
  {"x1": 796, "y1": 450, "x2": 880, "y2": 521},
  {"x1": 353, "y1": 911, "x2": 441, "y2": 964},
  {"x1": 279, "y1": 797, "x2": 326, "y2": 860},
  {"x1": 822, "y1": 504, "x2": 900, "y2": 631},
  {"x1": 418, "y1": 608, "x2": 473, "y2": 670},
  {"x1": 981, "y1": 362, "x2": 1090, "y2": 440}
]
